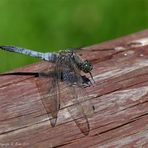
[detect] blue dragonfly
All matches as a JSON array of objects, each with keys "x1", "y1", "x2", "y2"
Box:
[{"x1": 0, "y1": 46, "x2": 94, "y2": 135}]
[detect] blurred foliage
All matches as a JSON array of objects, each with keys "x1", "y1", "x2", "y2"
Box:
[{"x1": 0, "y1": 0, "x2": 148, "y2": 72}]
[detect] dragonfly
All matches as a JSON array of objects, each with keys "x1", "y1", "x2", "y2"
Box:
[{"x1": 0, "y1": 45, "x2": 95, "y2": 135}]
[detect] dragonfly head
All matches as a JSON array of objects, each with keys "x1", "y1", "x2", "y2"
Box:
[
  {"x1": 80, "y1": 60, "x2": 95, "y2": 82},
  {"x1": 81, "y1": 60, "x2": 93, "y2": 73}
]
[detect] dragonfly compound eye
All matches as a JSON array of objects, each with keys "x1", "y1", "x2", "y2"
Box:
[{"x1": 81, "y1": 60, "x2": 93, "y2": 73}]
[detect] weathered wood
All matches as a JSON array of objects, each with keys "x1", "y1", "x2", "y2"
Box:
[{"x1": 0, "y1": 30, "x2": 148, "y2": 148}]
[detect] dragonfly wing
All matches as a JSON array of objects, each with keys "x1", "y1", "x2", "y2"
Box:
[
  {"x1": 36, "y1": 62, "x2": 60, "y2": 127},
  {"x1": 69, "y1": 55, "x2": 94, "y2": 115},
  {"x1": 64, "y1": 85, "x2": 90, "y2": 135},
  {"x1": 61, "y1": 55, "x2": 94, "y2": 135}
]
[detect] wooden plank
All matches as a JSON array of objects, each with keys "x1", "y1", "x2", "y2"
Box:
[{"x1": 0, "y1": 30, "x2": 148, "y2": 148}]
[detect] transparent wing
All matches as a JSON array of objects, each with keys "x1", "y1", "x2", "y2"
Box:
[
  {"x1": 36, "y1": 61, "x2": 60, "y2": 127},
  {"x1": 60, "y1": 55, "x2": 94, "y2": 135},
  {"x1": 69, "y1": 54, "x2": 94, "y2": 117}
]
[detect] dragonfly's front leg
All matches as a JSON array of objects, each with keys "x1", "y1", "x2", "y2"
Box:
[{"x1": 81, "y1": 75, "x2": 92, "y2": 87}]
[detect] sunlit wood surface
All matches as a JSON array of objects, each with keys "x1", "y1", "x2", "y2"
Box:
[{"x1": 0, "y1": 30, "x2": 148, "y2": 148}]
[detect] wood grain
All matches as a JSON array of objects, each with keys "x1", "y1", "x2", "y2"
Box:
[{"x1": 0, "y1": 30, "x2": 148, "y2": 148}]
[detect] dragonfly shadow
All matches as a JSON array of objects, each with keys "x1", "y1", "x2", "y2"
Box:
[{"x1": 0, "y1": 71, "x2": 92, "y2": 86}]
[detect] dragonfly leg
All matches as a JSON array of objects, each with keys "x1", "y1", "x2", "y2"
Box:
[{"x1": 81, "y1": 75, "x2": 92, "y2": 87}]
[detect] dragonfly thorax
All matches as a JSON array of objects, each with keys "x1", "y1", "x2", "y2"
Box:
[{"x1": 59, "y1": 49, "x2": 93, "y2": 74}]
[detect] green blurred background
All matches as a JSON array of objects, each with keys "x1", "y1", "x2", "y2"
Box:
[{"x1": 0, "y1": 0, "x2": 148, "y2": 72}]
